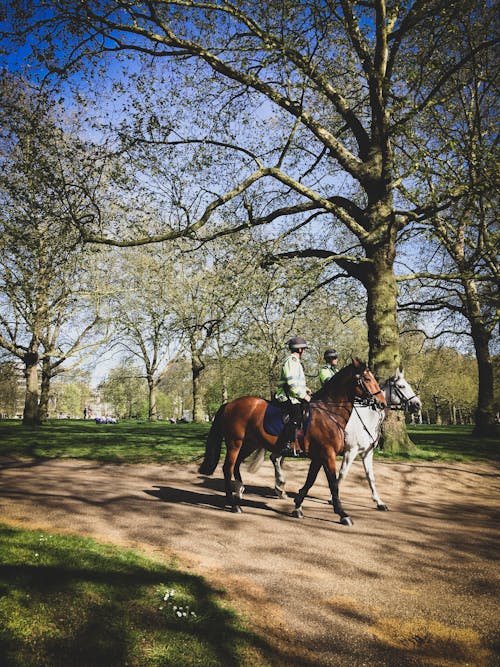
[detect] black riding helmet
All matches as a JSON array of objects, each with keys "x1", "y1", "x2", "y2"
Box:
[
  {"x1": 288, "y1": 336, "x2": 309, "y2": 350},
  {"x1": 324, "y1": 348, "x2": 338, "y2": 361}
]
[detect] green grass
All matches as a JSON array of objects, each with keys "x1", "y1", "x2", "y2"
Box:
[
  {"x1": 0, "y1": 524, "x2": 271, "y2": 667},
  {"x1": 0, "y1": 419, "x2": 498, "y2": 464},
  {"x1": 403, "y1": 423, "x2": 499, "y2": 463},
  {"x1": 0, "y1": 419, "x2": 210, "y2": 464}
]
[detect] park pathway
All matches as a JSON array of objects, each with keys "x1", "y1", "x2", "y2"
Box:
[{"x1": 0, "y1": 456, "x2": 499, "y2": 666}]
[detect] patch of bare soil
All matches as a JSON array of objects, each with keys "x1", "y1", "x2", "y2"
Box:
[{"x1": 0, "y1": 456, "x2": 499, "y2": 666}]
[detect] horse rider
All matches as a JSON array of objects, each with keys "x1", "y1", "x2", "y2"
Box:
[
  {"x1": 319, "y1": 348, "x2": 339, "y2": 386},
  {"x1": 275, "y1": 336, "x2": 311, "y2": 457}
]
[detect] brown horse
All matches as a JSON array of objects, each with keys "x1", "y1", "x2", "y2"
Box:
[{"x1": 198, "y1": 358, "x2": 386, "y2": 525}]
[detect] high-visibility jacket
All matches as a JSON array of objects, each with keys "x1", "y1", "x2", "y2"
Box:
[
  {"x1": 319, "y1": 364, "x2": 337, "y2": 386},
  {"x1": 275, "y1": 354, "x2": 307, "y2": 404}
]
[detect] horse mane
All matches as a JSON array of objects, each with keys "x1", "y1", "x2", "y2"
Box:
[{"x1": 312, "y1": 357, "x2": 367, "y2": 402}]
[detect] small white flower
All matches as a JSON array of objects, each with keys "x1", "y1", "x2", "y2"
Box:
[{"x1": 176, "y1": 611, "x2": 182, "y2": 617}]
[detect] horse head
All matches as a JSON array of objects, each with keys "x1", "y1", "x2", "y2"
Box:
[
  {"x1": 382, "y1": 368, "x2": 421, "y2": 413},
  {"x1": 313, "y1": 357, "x2": 386, "y2": 409},
  {"x1": 351, "y1": 357, "x2": 387, "y2": 409}
]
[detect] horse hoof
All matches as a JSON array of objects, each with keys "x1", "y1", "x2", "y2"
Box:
[
  {"x1": 231, "y1": 505, "x2": 242, "y2": 514},
  {"x1": 340, "y1": 516, "x2": 353, "y2": 526},
  {"x1": 376, "y1": 504, "x2": 389, "y2": 511},
  {"x1": 292, "y1": 508, "x2": 304, "y2": 519}
]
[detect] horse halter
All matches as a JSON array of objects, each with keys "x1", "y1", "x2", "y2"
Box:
[
  {"x1": 355, "y1": 370, "x2": 385, "y2": 409},
  {"x1": 384, "y1": 376, "x2": 419, "y2": 411}
]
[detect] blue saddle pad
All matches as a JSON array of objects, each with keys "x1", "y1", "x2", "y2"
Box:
[{"x1": 263, "y1": 402, "x2": 286, "y2": 436}]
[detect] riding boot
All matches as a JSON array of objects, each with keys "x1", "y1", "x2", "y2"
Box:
[{"x1": 277, "y1": 426, "x2": 304, "y2": 457}]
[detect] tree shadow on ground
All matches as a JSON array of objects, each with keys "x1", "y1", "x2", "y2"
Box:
[{"x1": 0, "y1": 524, "x2": 274, "y2": 667}]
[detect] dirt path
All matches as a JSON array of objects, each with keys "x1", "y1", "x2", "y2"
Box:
[{"x1": 0, "y1": 456, "x2": 499, "y2": 666}]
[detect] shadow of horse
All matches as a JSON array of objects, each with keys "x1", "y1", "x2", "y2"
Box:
[{"x1": 144, "y1": 484, "x2": 287, "y2": 516}]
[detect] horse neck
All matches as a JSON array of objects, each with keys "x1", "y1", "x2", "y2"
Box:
[
  {"x1": 313, "y1": 369, "x2": 357, "y2": 422},
  {"x1": 350, "y1": 402, "x2": 381, "y2": 430}
]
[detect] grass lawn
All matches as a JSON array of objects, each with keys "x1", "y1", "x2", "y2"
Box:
[
  {"x1": 0, "y1": 419, "x2": 210, "y2": 464},
  {"x1": 0, "y1": 524, "x2": 270, "y2": 667},
  {"x1": 403, "y1": 424, "x2": 499, "y2": 462},
  {"x1": 0, "y1": 419, "x2": 497, "y2": 464}
]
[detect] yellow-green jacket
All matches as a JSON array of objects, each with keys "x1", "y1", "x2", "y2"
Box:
[
  {"x1": 275, "y1": 354, "x2": 307, "y2": 404},
  {"x1": 319, "y1": 364, "x2": 337, "y2": 386}
]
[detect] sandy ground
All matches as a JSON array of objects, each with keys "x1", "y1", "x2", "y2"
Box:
[{"x1": 0, "y1": 455, "x2": 499, "y2": 667}]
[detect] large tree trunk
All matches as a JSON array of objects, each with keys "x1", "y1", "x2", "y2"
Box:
[
  {"x1": 466, "y1": 285, "x2": 496, "y2": 436},
  {"x1": 147, "y1": 374, "x2": 157, "y2": 422},
  {"x1": 38, "y1": 357, "x2": 51, "y2": 423},
  {"x1": 363, "y1": 243, "x2": 416, "y2": 454},
  {"x1": 191, "y1": 350, "x2": 205, "y2": 423},
  {"x1": 23, "y1": 351, "x2": 40, "y2": 426},
  {"x1": 471, "y1": 326, "x2": 496, "y2": 436}
]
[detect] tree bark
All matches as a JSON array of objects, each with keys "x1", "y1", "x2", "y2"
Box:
[
  {"x1": 191, "y1": 350, "x2": 206, "y2": 423},
  {"x1": 38, "y1": 357, "x2": 51, "y2": 423},
  {"x1": 361, "y1": 241, "x2": 416, "y2": 453},
  {"x1": 466, "y1": 285, "x2": 497, "y2": 436},
  {"x1": 23, "y1": 350, "x2": 40, "y2": 426},
  {"x1": 147, "y1": 374, "x2": 157, "y2": 422}
]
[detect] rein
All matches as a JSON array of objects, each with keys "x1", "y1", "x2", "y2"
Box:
[
  {"x1": 311, "y1": 401, "x2": 351, "y2": 434},
  {"x1": 352, "y1": 402, "x2": 385, "y2": 447}
]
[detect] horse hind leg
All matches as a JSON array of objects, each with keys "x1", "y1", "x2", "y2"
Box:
[
  {"x1": 234, "y1": 459, "x2": 245, "y2": 500},
  {"x1": 222, "y1": 443, "x2": 243, "y2": 513},
  {"x1": 270, "y1": 454, "x2": 288, "y2": 499}
]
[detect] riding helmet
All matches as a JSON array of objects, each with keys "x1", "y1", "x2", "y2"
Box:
[
  {"x1": 324, "y1": 348, "x2": 338, "y2": 360},
  {"x1": 288, "y1": 336, "x2": 309, "y2": 350}
]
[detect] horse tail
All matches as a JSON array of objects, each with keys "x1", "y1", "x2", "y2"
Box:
[
  {"x1": 198, "y1": 404, "x2": 226, "y2": 475},
  {"x1": 246, "y1": 447, "x2": 266, "y2": 473}
]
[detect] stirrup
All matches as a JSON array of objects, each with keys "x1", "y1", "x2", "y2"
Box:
[{"x1": 279, "y1": 443, "x2": 306, "y2": 458}]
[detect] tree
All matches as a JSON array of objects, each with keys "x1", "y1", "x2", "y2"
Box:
[
  {"x1": 98, "y1": 361, "x2": 147, "y2": 419},
  {"x1": 5, "y1": 1, "x2": 496, "y2": 445},
  {"x1": 109, "y1": 246, "x2": 178, "y2": 421},
  {"x1": 0, "y1": 359, "x2": 22, "y2": 417},
  {"x1": 168, "y1": 241, "x2": 251, "y2": 422},
  {"x1": 396, "y1": 8, "x2": 499, "y2": 435},
  {"x1": 0, "y1": 77, "x2": 106, "y2": 424}
]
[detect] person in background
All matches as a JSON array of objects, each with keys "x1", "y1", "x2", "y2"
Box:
[
  {"x1": 275, "y1": 336, "x2": 311, "y2": 457},
  {"x1": 319, "y1": 349, "x2": 339, "y2": 386}
]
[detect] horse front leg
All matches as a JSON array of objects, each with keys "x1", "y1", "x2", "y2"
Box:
[
  {"x1": 361, "y1": 448, "x2": 388, "y2": 511},
  {"x1": 329, "y1": 443, "x2": 359, "y2": 504},
  {"x1": 323, "y1": 459, "x2": 353, "y2": 526},
  {"x1": 292, "y1": 459, "x2": 322, "y2": 518},
  {"x1": 270, "y1": 453, "x2": 288, "y2": 499},
  {"x1": 222, "y1": 443, "x2": 243, "y2": 513}
]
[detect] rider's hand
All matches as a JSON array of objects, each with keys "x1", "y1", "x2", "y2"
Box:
[{"x1": 304, "y1": 393, "x2": 311, "y2": 402}]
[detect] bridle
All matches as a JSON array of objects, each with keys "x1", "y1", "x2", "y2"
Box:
[
  {"x1": 382, "y1": 376, "x2": 419, "y2": 411},
  {"x1": 355, "y1": 371, "x2": 385, "y2": 409}
]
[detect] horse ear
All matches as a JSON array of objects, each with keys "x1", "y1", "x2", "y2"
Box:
[{"x1": 399, "y1": 363, "x2": 404, "y2": 373}]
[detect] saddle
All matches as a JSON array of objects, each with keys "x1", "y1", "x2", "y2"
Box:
[{"x1": 263, "y1": 400, "x2": 311, "y2": 441}]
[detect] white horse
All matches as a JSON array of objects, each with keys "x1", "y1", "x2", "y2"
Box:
[{"x1": 247, "y1": 368, "x2": 421, "y2": 511}]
